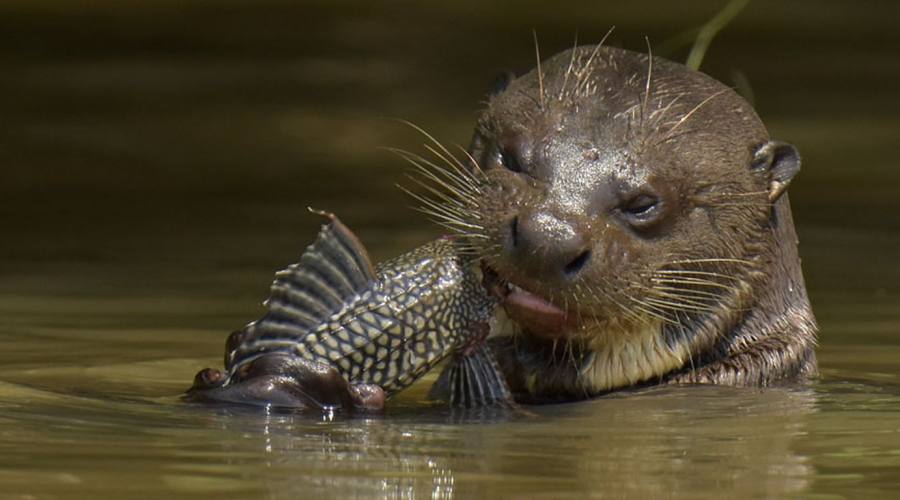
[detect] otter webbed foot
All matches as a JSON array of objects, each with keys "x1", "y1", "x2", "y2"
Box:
[{"x1": 187, "y1": 353, "x2": 385, "y2": 412}]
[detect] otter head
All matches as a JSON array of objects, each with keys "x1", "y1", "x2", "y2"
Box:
[{"x1": 463, "y1": 45, "x2": 803, "y2": 395}]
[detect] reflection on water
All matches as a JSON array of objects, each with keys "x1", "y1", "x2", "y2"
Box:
[
  {"x1": 1, "y1": 0, "x2": 899, "y2": 498},
  {"x1": 1, "y1": 372, "x2": 831, "y2": 499},
  {"x1": 202, "y1": 387, "x2": 817, "y2": 499}
]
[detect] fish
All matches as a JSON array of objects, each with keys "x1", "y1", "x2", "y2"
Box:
[{"x1": 187, "y1": 210, "x2": 513, "y2": 410}]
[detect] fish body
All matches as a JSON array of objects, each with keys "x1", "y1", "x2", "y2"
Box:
[{"x1": 189, "y1": 212, "x2": 511, "y2": 409}]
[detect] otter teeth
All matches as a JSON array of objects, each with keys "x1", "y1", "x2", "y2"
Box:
[{"x1": 498, "y1": 281, "x2": 541, "y2": 301}]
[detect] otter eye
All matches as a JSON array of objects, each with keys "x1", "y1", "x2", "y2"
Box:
[
  {"x1": 620, "y1": 194, "x2": 660, "y2": 218},
  {"x1": 499, "y1": 149, "x2": 523, "y2": 173}
]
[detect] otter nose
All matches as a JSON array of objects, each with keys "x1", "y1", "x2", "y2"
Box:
[{"x1": 510, "y1": 210, "x2": 592, "y2": 280}]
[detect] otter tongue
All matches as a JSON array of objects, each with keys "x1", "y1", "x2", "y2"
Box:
[{"x1": 503, "y1": 287, "x2": 569, "y2": 338}]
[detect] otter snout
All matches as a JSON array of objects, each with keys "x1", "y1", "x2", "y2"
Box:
[{"x1": 508, "y1": 209, "x2": 592, "y2": 282}]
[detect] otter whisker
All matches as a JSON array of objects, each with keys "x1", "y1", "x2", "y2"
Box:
[
  {"x1": 705, "y1": 190, "x2": 769, "y2": 198},
  {"x1": 655, "y1": 130, "x2": 699, "y2": 146},
  {"x1": 447, "y1": 243, "x2": 484, "y2": 257},
  {"x1": 640, "y1": 36, "x2": 654, "y2": 132},
  {"x1": 548, "y1": 338, "x2": 559, "y2": 368},
  {"x1": 391, "y1": 124, "x2": 496, "y2": 243},
  {"x1": 658, "y1": 89, "x2": 728, "y2": 143},
  {"x1": 664, "y1": 257, "x2": 755, "y2": 266},
  {"x1": 389, "y1": 150, "x2": 482, "y2": 203},
  {"x1": 398, "y1": 120, "x2": 480, "y2": 180},
  {"x1": 404, "y1": 171, "x2": 477, "y2": 208},
  {"x1": 533, "y1": 30, "x2": 545, "y2": 110},
  {"x1": 422, "y1": 144, "x2": 483, "y2": 190},
  {"x1": 664, "y1": 312, "x2": 698, "y2": 377},
  {"x1": 558, "y1": 30, "x2": 580, "y2": 102},
  {"x1": 416, "y1": 154, "x2": 482, "y2": 197},
  {"x1": 648, "y1": 92, "x2": 685, "y2": 128},
  {"x1": 624, "y1": 294, "x2": 679, "y2": 325},
  {"x1": 700, "y1": 198, "x2": 769, "y2": 205},
  {"x1": 412, "y1": 208, "x2": 472, "y2": 228},
  {"x1": 400, "y1": 184, "x2": 475, "y2": 221},
  {"x1": 417, "y1": 217, "x2": 483, "y2": 238},
  {"x1": 585, "y1": 281, "x2": 647, "y2": 327},
  {"x1": 427, "y1": 139, "x2": 478, "y2": 175},
  {"x1": 631, "y1": 302, "x2": 679, "y2": 326},
  {"x1": 515, "y1": 87, "x2": 543, "y2": 114},
  {"x1": 629, "y1": 280, "x2": 722, "y2": 315},
  {"x1": 574, "y1": 283, "x2": 607, "y2": 333},
  {"x1": 567, "y1": 337, "x2": 581, "y2": 372},
  {"x1": 414, "y1": 202, "x2": 477, "y2": 227},
  {"x1": 652, "y1": 285, "x2": 724, "y2": 301},
  {"x1": 400, "y1": 187, "x2": 464, "y2": 217},
  {"x1": 401, "y1": 190, "x2": 483, "y2": 234},
  {"x1": 455, "y1": 145, "x2": 486, "y2": 175},
  {"x1": 396, "y1": 147, "x2": 482, "y2": 195},
  {"x1": 427, "y1": 220, "x2": 485, "y2": 235},
  {"x1": 651, "y1": 277, "x2": 737, "y2": 291},
  {"x1": 645, "y1": 291, "x2": 718, "y2": 312},
  {"x1": 564, "y1": 27, "x2": 615, "y2": 102},
  {"x1": 640, "y1": 281, "x2": 719, "y2": 301},
  {"x1": 712, "y1": 204, "x2": 773, "y2": 211},
  {"x1": 654, "y1": 270, "x2": 742, "y2": 281},
  {"x1": 405, "y1": 171, "x2": 479, "y2": 211},
  {"x1": 592, "y1": 278, "x2": 644, "y2": 325},
  {"x1": 643, "y1": 297, "x2": 719, "y2": 314},
  {"x1": 390, "y1": 131, "x2": 494, "y2": 241},
  {"x1": 573, "y1": 29, "x2": 612, "y2": 97}
]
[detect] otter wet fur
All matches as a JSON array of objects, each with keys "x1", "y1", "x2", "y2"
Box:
[
  {"x1": 411, "y1": 42, "x2": 817, "y2": 402},
  {"x1": 188, "y1": 212, "x2": 512, "y2": 411}
]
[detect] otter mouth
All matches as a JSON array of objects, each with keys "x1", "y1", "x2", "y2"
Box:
[{"x1": 482, "y1": 264, "x2": 577, "y2": 339}]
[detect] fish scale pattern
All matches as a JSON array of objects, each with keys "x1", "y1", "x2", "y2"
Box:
[{"x1": 225, "y1": 219, "x2": 496, "y2": 396}]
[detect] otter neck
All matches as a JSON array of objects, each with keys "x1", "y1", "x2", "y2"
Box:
[{"x1": 684, "y1": 195, "x2": 818, "y2": 384}]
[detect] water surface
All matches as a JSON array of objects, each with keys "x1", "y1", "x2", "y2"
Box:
[{"x1": 1, "y1": 1, "x2": 899, "y2": 498}]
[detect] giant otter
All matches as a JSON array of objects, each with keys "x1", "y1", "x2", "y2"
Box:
[
  {"x1": 466, "y1": 44, "x2": 817, "y2": 401},
  {"x1": 196, "y1": 43, "x2": 818, "y2": 410}
]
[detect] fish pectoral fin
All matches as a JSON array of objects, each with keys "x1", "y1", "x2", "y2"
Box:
[
  {"x1": 429, "y1": 344, "x2": 514, "y2": 408},
  {"x1": 263, "y1": 210, "x2": 377, "y2": 327}
]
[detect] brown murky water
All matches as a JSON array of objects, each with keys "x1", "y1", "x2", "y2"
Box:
[{"x1": 1, "y1": 1, "x2": 899, "y2": 498}]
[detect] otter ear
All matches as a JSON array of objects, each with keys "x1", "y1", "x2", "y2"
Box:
[
  {"x1": 488, "y1": 71, "x2": 516, "y2": 97},
  {"x1": 467, "y1": 71, "x2": 516, "y2": 166},
  {"x1": 752, "y1": 141, "x2": 801, "y2": 202}
]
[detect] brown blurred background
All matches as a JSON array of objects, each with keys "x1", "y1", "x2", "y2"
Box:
[
  {"x1": 1, "y1": 3, "x2": 899, "y2": 498},
  {"x1": 0, "y1": 0, "x2": 897, "y2": 321}
]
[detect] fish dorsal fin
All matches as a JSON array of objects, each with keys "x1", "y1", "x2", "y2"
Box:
[{"x1": 263, "y1": 210, "x2": 376, "y2": 328}]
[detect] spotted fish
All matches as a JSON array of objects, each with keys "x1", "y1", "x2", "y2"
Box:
[{"x1": 188, "y1": 211, "x2": 512, "y2": 410}]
